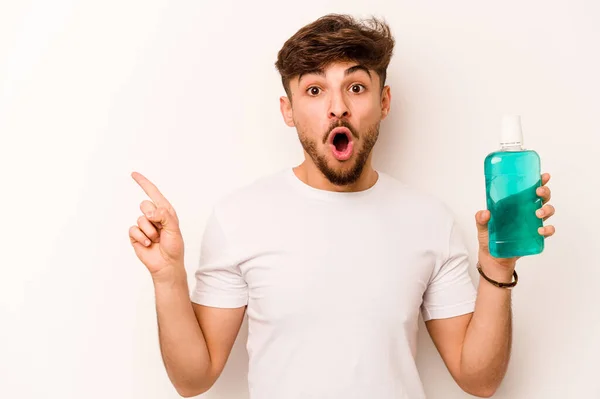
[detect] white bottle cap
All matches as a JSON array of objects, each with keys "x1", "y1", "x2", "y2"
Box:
[{"x1": 500, "y1": 115, "x2": 524, "y2": 149}]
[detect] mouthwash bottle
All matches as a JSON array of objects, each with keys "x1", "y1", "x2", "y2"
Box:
[{"x1": 484, "y1": 115, "x2": 544, "y2": 258}]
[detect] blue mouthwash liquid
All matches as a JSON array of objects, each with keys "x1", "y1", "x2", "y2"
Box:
[{"x1": 484, "y1": 116, "x2": 544, "y2": 258}]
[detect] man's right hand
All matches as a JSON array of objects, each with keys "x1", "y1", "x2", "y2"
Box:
[{"x1": 129, "y1": 171, "x2": 185, "y2": 281}]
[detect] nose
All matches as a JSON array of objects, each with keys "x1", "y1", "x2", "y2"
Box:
[{"x1": 328, "y1": 92, "x2": 350, "y2": 119}]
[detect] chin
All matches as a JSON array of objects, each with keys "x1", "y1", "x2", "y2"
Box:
[
  {"x1": 320, "y1": 155, "x2": 367, "y2": 186},
  {"x1": 330, "y1": 158, "x2": 359, "y2": 172}
]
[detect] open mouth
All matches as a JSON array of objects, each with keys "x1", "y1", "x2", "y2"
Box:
[{"x1": 328, "y1": 128, "x2": 354, "y2": 161}]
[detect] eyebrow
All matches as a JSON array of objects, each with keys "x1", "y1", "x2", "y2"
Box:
[{"x1": 298, "y1": 64, "x2": 372, "y2": 85}]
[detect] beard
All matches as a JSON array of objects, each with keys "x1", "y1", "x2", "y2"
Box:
[{"x1": 298, "y1": 119, "x2": 379, "y2": 186}]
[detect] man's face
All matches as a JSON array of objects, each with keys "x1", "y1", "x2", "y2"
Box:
[{"x1": 280, "y1": 61, "x2": 391, "y2": 186}]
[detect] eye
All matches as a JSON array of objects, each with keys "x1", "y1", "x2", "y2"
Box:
[
  {"x1": 307, "y1": 86, "x2": 321, "y2": 96},
  {"x1": 350, "y1": 84, "x2": 365, "y2": 94}
]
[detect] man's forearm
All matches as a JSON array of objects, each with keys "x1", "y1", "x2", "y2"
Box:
[
  {"x1": 153, "y1": 268, "x2": 212, "y2": 396},
  {"x1": 460, "y1": 257, "x2": 514, "y2": 395}
]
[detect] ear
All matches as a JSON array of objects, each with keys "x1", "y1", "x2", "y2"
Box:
[
  {"x1": 380, "y1": 85, "x2": 391, "y2": 120},
  {"x1": 280, "y1": 96, "x2": 295, "y2": 127}
]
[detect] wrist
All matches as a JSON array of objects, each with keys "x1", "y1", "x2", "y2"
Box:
[
  {"x1": 151, "y1": 264, "x2": 187, "y2": 287},
  {"x1": 477, "y1": 254, "x2": 515, "y2": 282}
]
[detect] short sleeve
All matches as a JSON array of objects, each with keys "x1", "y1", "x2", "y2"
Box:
[
  {"x1": 190, "y1": 208, "x2": 248, "y2": 308},
  {"x1": 421, "y1": 220, "x2": 476, "y2": 321}
]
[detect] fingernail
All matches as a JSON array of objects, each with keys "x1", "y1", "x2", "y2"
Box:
[
  {"x1": 145, "y1": 239, "x2": 151, "y2": 246},
  {"x1": 146, "y1": 211, "x2": 154, "y2": 219},
  {"x1": 536, "y1": 209, "x2": 543, "y2": 217}
]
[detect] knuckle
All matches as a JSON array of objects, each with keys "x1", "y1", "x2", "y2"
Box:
[
  {"x1": 140, "y1": 200, "x2": 155, "y2": 212},
  {"x1": 158, "y1": 207, "x2": 172, "y2": 219}
]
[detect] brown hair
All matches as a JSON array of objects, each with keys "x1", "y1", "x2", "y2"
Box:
[{"x1": 275, "y1": 14, "x2": 395, "y2": 98}]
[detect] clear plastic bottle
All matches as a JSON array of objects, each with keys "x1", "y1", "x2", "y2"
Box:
[{"x1": 484, "y1": 115, "x2": 544, "y2": 258}]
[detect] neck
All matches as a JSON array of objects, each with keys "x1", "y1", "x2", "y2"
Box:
[{"x1": 292, "y1": 159, "x2": 378, "y2": 193}]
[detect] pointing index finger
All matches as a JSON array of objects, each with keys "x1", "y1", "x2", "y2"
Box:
[{"x1": 131, "y1": 171, "x2": 171, "y2": 208}]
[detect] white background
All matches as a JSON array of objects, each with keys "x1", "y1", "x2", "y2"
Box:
[{"x1": 1, "y1": 1, "x2": 599, "y2": 398}]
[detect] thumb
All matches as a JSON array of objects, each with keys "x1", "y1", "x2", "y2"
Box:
[
  {"x1": 146, "y1": 207, "x2": 180, "y2": 235},
  {"x1": 475, "y1": 210, "x2": 490, "y2": 244}
]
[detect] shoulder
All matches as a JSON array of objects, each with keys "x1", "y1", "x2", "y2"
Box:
[
  {"x1": 209, "y1": 169, "x2": 291, "y2": 222},
  {"x1": 377, "y1": 172, "x2": 456, "y2": 221},
  {"x1": 377, "y1": 173, "x2": 465, "y2": 257}
]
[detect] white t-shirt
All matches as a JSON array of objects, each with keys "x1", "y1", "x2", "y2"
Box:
[{"x1": 190, "y1": 168, "x2": 476, "y2": 399}]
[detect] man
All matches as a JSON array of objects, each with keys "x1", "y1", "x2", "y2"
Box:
[{"x1": 129, "y1": 14, "x2": 556, "y2": 398}]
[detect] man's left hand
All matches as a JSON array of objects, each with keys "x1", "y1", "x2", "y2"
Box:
[{"x1": 475, "y1": 172, "x2": 556, "y2": 273}]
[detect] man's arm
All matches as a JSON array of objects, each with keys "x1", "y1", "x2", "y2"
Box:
[
  {"x1": 128, "y1": 172, "x2": 247, "y2": 397},
  {"x1": 425, "y1": 256, "x2": 513, "y2": 398},
  {"x1": 426, "y1": 173, "x2": 555, "y2": 397},
  {"x1": 153, "y1": 269, "x2": 245, "y2": 397}
]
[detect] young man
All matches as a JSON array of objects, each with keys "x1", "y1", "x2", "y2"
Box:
[{"x1": 129, "y1": 14, "x2": 556, "y2": 399}]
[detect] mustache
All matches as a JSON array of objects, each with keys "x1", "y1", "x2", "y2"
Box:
[{"x1": 322, "y1": 120, "x2": 360, "y2": 144}]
